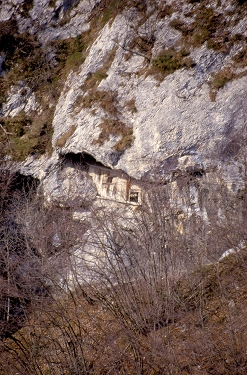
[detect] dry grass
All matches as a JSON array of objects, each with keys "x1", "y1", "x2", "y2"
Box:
[
  {"x1": 2, "y1": 0, "x2": 247, "y2": 161},
  {"x1": 157, "y1": 3, "x2": 175, "y2": 18},
  {"x1": 150, "y1": 48, "x2": 195, "y2": 79},
  {"x1": 208, "y1": 68, "x2": 247, "y2": 101},
  {"x1": 114, "y1": 132, "x2": 134, "y2": 152},
  {"x1": 207, "y1": 45, "x2": 247, "y2": 101},
  {"x1": 92, "y1": 118, "x2": 134, "y2": 152},
  {"x1": 48, "y1": 0, "x2": 56, "y2": 7},
  {"x1": 83, "y1": 47, "x2": 117, "y2": 92},
  {"x1": 0, "y1": 27, "x2": 87, "y2": 160},
  {"x1": 77, "y1": 53, "x2": 136, "y2": 151},
  {"x1": 54, "y1": 125, "x2": 77, "y2": 148},
  {"x1": 210, "y1": 68, "x2": 235, "y2": 90},
  {"x1": 128, "y1": 34, "x2": 156, "y2": 61},
  {"x1": 89, "y1": 0, "x2": 129, "y2": 29},
  {"x1": 125, "y1": 98, "x2": 137, "y2": 113},
  {"x1": 21, "y1": 0, "x2": 34, "y2": 16},
  {"x1": 80, "y1": 77, "x2": 135, "y2": 152},
  {"x1": 0, "y1": 109, "x2": 54, "y2": 160},
  {"x1": 232, "y1": 46, "x2": 247, "y2": 67},
  {"x1": 75, "y1": 41, "x2": 134, "y2": 152},
  {"x1": 81, "y1": 89, "x2": 118, "y2": 117},
  {"x1": 169, "y1": 18, "x2": 188, "y2": 33},
  {"x1": 83, "y1": 71, "x2": 108, "y2": 92},
  {"x1": 169, "y1": 3, "x2": 246, "y2": 55}
]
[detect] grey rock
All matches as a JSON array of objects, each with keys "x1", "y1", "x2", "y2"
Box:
[
  {"x1": 0, "y1": 54, "x2": 6, "y2": 77},
  {"x1": 2, "y1": 82, "x2": 39, "y2": 117},
  {"x1": 0, "y1": 2, "x2": 16, "y2": 22},
  {"x1": 53, "y1": 26, "x2": 247, "y2": 180},
  {"x1": 20, "y1": 152, "x2": 60, "y2": 181},
  {"x1": 1, "y1": 0, "x2": 247, "y2": 207},
  {"x1": 42, "y1": 165, "x2": 97, "y2": 208},
  {"x1": 20, "y1": 0, "x2": 97, "y2": 43}
]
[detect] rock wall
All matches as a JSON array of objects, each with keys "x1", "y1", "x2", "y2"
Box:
[{"x1": 0, "y1": 0, "x2": 247, "y2": 214}]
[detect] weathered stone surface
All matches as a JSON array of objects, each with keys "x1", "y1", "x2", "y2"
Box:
[
  {"x1": 19, "y1": 0, "x2": 97, "y2": 42},
  {"x1": 20, "y1": 152, "x2": 60, "y2": 181},
  {"x1": 51, "y1": 11, "x2": 247, "y2": 180},
  {"x1": 42, "y1": 165, "x2": 97, "y2": 208},
  {"x1": 2, "y1": 82, "x2": 39, "y2": 117},
  {"x1": 1, "y1": 0, "x2": 97, "y2": 42},
  {"x1": 1, "y1": 0, "x2": 247, "y2": 205},
  {"x1": 0, "y1": 1, "x2": 20, "y2": 22}
]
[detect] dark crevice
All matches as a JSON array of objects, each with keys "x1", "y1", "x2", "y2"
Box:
[
  {"x1": 52, "y1": 0, "x2": 80, "y2": 20},
  {"x1": 186, "y1": 166, "x2": 205, "y2": 178},
  {"x1": 8, "y1": 173, "x2": 39, "y2": 193},
  {"x1": 60, "y1": 152, "x2": 107, "y2": 169}
]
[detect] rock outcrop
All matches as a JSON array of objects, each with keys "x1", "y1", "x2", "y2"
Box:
[{"x1": 1, "y1": 0, "x2": 247, "y2": 206}]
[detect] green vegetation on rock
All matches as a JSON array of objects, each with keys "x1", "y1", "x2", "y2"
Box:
[
  {"x1": 0, "y1": 22, "x2": 87, "y2": 160},
  {"x1": 0, "y1": 110, "x2": 54, "y2": 160},
  {"x1": 151, "y1": 48, "x2": 195, "y2": 77}
]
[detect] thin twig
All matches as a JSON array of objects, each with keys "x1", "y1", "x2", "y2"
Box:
[
  {"x1": 0, "y1": 123, "x2": 13, "y2": 135},
  {"x1": 113, "y1": 39, "x2": 150, "y2": 63}
]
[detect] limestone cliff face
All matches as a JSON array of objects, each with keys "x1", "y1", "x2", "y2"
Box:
[
  {"x1": 1, "y1": 0, "x2": 247, "y2": 200},
  {"x1": 0, "y1": 0, "x2": 96, "y2": 41}
]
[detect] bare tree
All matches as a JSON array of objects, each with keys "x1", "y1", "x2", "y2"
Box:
[{"x1": 0, "y1": 161, "x2": 247, "y2": 374}]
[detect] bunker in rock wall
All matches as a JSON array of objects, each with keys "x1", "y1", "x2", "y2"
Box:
[{"x1": 88, "y1": 164, "x2": 142, "y2": 205}]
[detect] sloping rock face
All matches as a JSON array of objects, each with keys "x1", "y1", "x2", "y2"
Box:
[
  {"x1": 53, "y1": 35, "x2": 247, "y2": 179},
  {"x1": 2, "y1": 82, "x2": 39, "y2": 117},
  {"x1": 0, "y1": 0, "x2": 97, "y2": 41},
  {"x1": 1, "y1": 0, "x2": 247, "y2": 199},
  {"x1": 42, "y1": 165, "x2": 97, "y2": 208}
]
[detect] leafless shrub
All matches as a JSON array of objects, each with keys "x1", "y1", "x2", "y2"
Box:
[{"x1": 0, "y1": 161, "x2": 247, "y2": 374}]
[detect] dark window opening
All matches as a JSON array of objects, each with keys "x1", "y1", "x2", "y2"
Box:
[
  {"x1": 106, "y1": 176, "x2": 113, "y2": 183},
  {"x1": 103, "y1": 174, "x2": 114, "y2": 184},
  {"x1": 129, "y1": 191, "x2": 139, "y2": 203}
]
